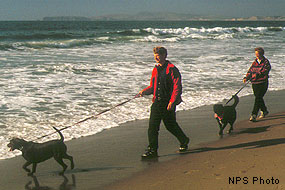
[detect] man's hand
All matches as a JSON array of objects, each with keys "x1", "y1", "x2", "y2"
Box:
[
  {"x1": 135, "y1": 91, "x2": 143, "y2": 98},
  {"x1": 167, "y1": 102, "x2": 174, "y2": 111}
]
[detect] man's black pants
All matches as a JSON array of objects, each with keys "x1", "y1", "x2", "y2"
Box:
[
  {"x1": 252, "y1": 81, "x2": 268, "y2": 115},
  {"x1": 148, "y1": 101, "x2": 188, "y2": 151}
]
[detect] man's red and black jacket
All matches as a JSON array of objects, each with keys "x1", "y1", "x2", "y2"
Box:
[{"x1": 141, "y1": 61, "x2": 182, "y2": 105}]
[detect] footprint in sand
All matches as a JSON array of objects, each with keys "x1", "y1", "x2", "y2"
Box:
[
  {"x1": 184, "y1": 169, "x2": 199, "y2": 175},
  {"x1": 239, "y1": 165, "x2": 255, "y2": 174},
  {"x1": 213, "y1": 173, "x2": 222, "y2": 179}
]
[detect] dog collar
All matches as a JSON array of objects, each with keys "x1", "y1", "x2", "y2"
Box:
[{"x1": 214, "y1": 113, "x2": 223, "y2": 120}]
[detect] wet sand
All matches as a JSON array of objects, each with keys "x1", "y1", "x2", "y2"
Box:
[
  {"x1": 105, "y1": 111, "x2": 285, "y2": 190},
  {"x1": 0, "y1": 90, "x2": 284, "y2": 190}
]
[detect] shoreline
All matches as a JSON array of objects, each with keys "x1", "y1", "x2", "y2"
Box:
[
  {"x1": 1, "y1": 89, "x2": 283, "y2": 161},
  {"x1": 0, "y1": 89, "x2": 284, "y2": 190}
]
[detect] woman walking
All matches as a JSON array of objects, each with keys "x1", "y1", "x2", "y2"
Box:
[{"x1": 243, "y1": 47, "x2": 271, "y2": 122}]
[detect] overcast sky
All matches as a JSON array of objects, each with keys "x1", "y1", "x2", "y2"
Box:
[{"x1": 0, "y1": 0, "x2": 284, "y2": 21}]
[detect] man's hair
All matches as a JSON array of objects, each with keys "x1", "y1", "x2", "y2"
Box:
[
  {"x1": 255, "y1": 47, "x2": 264, "y2": 56},
  {"x1": 153, "y1": 46, "x2": 167, "y2": 57}
]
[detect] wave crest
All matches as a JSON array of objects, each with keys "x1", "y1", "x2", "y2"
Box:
[{"x1": 0, "y1": 26, "x2": 283, "y2": 49}]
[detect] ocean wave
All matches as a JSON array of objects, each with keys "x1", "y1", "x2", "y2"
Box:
[
  {"x1": 118, "y1": 26, "x2": 285, "y2": 38},
  {"x1": 144, "y1": 26, "x2": 284, "y2": 35},
  {"x1": 109, "y1": 29, "x2": 150, "y2": 36},
  {"x1": 0, "y1": 32, "x2": 87, "y2": 41},
  {"x1": 109, "y1": 26, "x2": 285, "y2": 42},
  {"x1": 0, "y1": 38, "x2": 113, "y2": 50},
  {"x1": 0, "y1": 29, "x2": 148, "y2": 42},
  {"x1": 0, "y1": 43, "x2": 17, "y2": 51},
  {"x1": 0, "y1": 26, "x2": 283, "y2": 49},
  {"x1": 131, "y1": 35, "x2": 180, "y2": 42},
  {"x1": 267, "y1": 27, "x2": 285, "y2": 32},
  {"x1": 141, "y1": 26, "x2": 283, "y2": 39}
]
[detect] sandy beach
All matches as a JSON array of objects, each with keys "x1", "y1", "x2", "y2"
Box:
[
  {"x1": 106, "y1": 111, "x2": 285, "y2": 190},
  {"x1": 0, "y1": 90, "x2": 284, "y2": 190}
]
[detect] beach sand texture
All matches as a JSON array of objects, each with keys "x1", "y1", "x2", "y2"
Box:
[
  {"x1": 0, "y1": 90, "x2": 284, "y2": 190},
  {"x1": 106, "y1": 112, "x2": 285, "y2": 190}
]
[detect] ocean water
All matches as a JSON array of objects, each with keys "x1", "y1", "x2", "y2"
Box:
[{"x1": 0, "y1": 21, "x2": 284, "y2": 160}]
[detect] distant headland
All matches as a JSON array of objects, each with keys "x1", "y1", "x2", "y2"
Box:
[{"x1": 43, "y1": 12, "x2": 285, "y2": 21}]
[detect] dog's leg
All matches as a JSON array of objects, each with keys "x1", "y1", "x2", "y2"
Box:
[
  {"x1": 23, "y1": 161, "x2": 32, "y2": 174},
  {"x1": 29, "y1": 163, "x2": 37, "y2": 176},
  {"x1": 24, "y1": 181, "x2": 32, "y2": 190},
  {"x1": 62, "y1": 153, "x2": 74, "y2": 169},
  {"x1": 219, "y1": 123, "x2": 227, "y2": 136},
  {"x1": 219, "y1": 128, "x2": 223, "y2": 136},
  {"x1": 61, "y1": 175, "x2": 68, "y2": 187},
  {"x1": 32, "y1": 176, "x2": 40, "y2": 188},
  {"x1": 227, "y1": 123, "x2": 234, "y2": 134},
  {"x1": 72, "y1": 174, "x2": 76, "y2": 186},
  {"x1": 216, "y1": 119, "x2": 223, "y2": 136},
  {"x1": 54, "y1": 156, "x2": 67, "y2": 175}
]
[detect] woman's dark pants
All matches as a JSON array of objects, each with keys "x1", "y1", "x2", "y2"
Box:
[
  {"x1": 148, "y1": 101, "x2": 188, "y2": 151},
  {"x1": 252, "y1": 81, "x2": 268, "y2": 115}
]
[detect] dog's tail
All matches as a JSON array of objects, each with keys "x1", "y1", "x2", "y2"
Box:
[
  {"x1": 231, "y1": 95, "x2": 239, "y2": 108},
  {"x1": 53, "y1": 127, "x2": 64, "y2": 142}
]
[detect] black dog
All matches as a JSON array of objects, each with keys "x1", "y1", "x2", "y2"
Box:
[
  {"x1": 213, "y1": 95, "x2": 239, "y2": 136},
  {"x1": 7, "y1": 127, "x2": 74, "y2": 176}
]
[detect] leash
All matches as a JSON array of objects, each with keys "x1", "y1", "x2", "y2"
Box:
[
  {"x1": 225, "y1": 80, "x2": 250, "y2": 105},
  {"x1": 227, "y1": 60, "x2": 267, "y2": 105},
  {"x1": 34, "y1": 96, "x2": 137, "y2": 141}
]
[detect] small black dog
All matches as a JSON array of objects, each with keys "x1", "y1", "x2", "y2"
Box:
[
  {"x1": 213, "y1": 95, "x2": 239, "y2": 136},
  {"x1": 7, "y1": 127, "x2": 74, "y2": 176}
]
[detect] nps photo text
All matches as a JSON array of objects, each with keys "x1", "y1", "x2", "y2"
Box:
[{"x1": 229, "y1": 177, "x2": 280, "y2": 185}]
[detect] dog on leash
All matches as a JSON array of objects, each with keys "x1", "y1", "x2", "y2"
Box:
[
  {"x1": 213, "y1": 95, "x2": 239, "y2": 136},
  {"x1": 7, "y1": 127, "x2": 74, "y2": 176}
]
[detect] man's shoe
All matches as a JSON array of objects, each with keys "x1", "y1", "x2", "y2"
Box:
[
  {"x1": 179, "y1": 137, "x2": 190, "y2": 152},
  {"x1": 249, "y1": 114, "x2": 257, "y2": 122},
  {"x1": 141, "y1": 148, "x2": 158, "y2": 159},
  {"x1": 259, "y1": 111, "x2": 269, "y2": 119}
]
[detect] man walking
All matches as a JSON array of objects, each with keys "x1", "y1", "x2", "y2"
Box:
[{"x1": 136, "y1": 47, "x2": 190, "y2": 159}]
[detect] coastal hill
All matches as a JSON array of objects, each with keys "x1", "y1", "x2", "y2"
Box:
[
  {"x1": 230, "y1": 16, "x2": 285, "y2": 21},
  {"x1": 43, "y1": 16, "x2": 92, "y2": 21},
  {"x1": 42, "y1": 12, "x2": 285, "y2": 21}
]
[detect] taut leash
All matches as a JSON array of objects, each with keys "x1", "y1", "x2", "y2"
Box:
[
  {"x1": 34, "y1": 96, "x2": 137, "y2": 141},
  {"x1": 225, "y1": 80, "x2": 250, "y2": 105}
]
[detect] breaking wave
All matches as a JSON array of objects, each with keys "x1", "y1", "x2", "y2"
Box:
[{"x1": 0, "y1": 26, "x2": 284, "y2": 50}]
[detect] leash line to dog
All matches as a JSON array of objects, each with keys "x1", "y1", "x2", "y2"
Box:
[
  {"x1": 34, "y1": 96, "x2": 137, "y2": 141},
  {"x1": 35, "y1": 81, "x2": 250, "y2": 141},
  {"x1": 225, "y1": 80, "x2": 250, "y2": 105}
]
